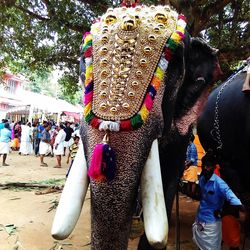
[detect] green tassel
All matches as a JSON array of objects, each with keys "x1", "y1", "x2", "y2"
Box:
[
  {"x1": 85, "y1": 111, "x2": 95, "y2": 123},
  {"x1": 131, "y1": 114, "x2": 143, "y2": 129}
]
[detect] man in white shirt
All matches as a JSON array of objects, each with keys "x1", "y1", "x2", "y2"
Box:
[{"x1": 53, "y1": 124, "x2": 66, "y2": 168}]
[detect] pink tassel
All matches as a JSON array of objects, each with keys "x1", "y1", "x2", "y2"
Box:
[
  {"x1": 84, "y1": 92, "x2": 93, "y2": 105},
  {"x1": 88, "y1": 144, "x2": 106, "y2": 182},
  {"x1": 88, "y1": 132, "x2": 116, "y2": 182},
  {"x1": 144, "y1": 93, "x2": 153, "y2": 110}
]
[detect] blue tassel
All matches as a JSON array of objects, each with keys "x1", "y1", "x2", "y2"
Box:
[{"x1": 101, "y1": 144, "x2": 116, "y2": 181}]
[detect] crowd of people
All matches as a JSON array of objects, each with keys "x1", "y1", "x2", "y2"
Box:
[
  {"x1": 1, "y1": 116, "x2": 248, "y2": 248},
  {"x1": 0, "y1": 119, "x2": 80, "y2": 170}
]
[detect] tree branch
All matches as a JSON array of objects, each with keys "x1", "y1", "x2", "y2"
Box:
[
  {"x1": 41, "y1": 0, "x2": 56, "y2": 17},
  {"x1": 14, "y1": 3, "x2": 87, "y2": 32},
  {"x1": 202, "y1": 0, "x2": 232, "y2": 20},
  {"x1": 205, "y1": 16, "x2": 248, "y2": 30},
  {"x1": 219, "y1": 44, "x2": 250, "y2": 62},
  {"x1": 14, "y1": 4, "x2": 50, "y2": 21},
  {"x1": 77, "y1": 0, "x2": 108, "y2": 13},
  {"x1": 190, "y1": 0, "x2": 232, "y2": 35}
]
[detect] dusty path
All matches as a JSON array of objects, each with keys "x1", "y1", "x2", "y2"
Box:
[{"x1": 0, "y1": 151, "x2": 248, "y2": 249}]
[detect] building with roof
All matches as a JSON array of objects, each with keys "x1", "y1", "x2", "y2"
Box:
[{"x1": 0, "y1": 71, "x2": 82, "y2": 123}]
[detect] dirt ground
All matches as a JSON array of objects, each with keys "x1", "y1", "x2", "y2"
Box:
[{"x1": 0, "y1": 151, "x2": 248, "y2": 250}]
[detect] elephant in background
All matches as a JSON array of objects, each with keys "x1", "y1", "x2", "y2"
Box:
[
  {"x1": 51, "y1": 4, "x2": 222, "y2": 250},
  {"x1": 197, "y1": 68, "x2": 250, "y2": 233}
]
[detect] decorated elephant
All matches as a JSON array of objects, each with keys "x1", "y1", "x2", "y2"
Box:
[
  {"x1": 197, "y1": 66, "x2": 250, "y2": 225},
  {"x1": 51, "y1": 1, "x2": 221, "y2": 250}
]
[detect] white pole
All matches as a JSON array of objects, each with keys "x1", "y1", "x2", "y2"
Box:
[
  {"x1": 57, "y1": 112, "x2": 61, "y2": 124},
  {"x1": 28, "y1": 105, "x2": 34, "y2": 123}
]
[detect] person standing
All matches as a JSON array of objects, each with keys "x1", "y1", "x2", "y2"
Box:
[
  {"x1": 50, "y1": 125, "x2": 58, "y2": 157},
  {"x1": 14, "y1": 121, "x2": 22, "y2": 144},
  {"x1": 39, "y1": 124, "x2": 51, "y2": 167},
  {"x1": 192, "y1": 150, "x2": 244, "y2": 250},
  {"x1": 0, "y1": 122, "x2": 12, "y2": 166},
  {"x1": 0, "y1": 119, "x2": 6, "y2": 131},
  {"x1": 72, "y1": 123, "x2": 80, "y2": 137},
  {"x1": 19, "y1": 122, "x2": 33, "y2": 155},
  {"x1": 36, "y1": 121, "x2": 47, "y2": 156},
  {"x1": 53, "y1": 124, "x2": 66, "y2": 168},
  {"x1": 66, "y1": 135, "x2": 80, "y2": 177},
  {"x1": 182, "y1": 134, "x2": 198, "y2": 198},
  {"x1": 63, "y1": 122, "x2": 73, "y2": 156},
  {"x1": 31, "y1": 122, "x2": 38, "y2": 154},
  {"x1": 10, "y1": 120, "x2": 15, "y2": 130}
]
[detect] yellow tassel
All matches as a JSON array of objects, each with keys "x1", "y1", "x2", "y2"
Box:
[
  {"x1": 85, "y1": 65, "x2": 93, "y2": 80},
  {"x1": 140, "y1": 105, "x2": 149, "y2": 122},
  {"x1": 171, "y1": 32, "x2": 182, "y2": 43},
  {"x1": 84, "y1": 74, "x2": 93, "y2": 86},
  {"x1": 176, "y1": 25, "x2": 185, "y2": 34},
  {"x1": 155, "y1": 67, "x2": 164, "y2": 80},
  {"x1": 84, "y1": 34, "x2": 92, "y2": 44},
  {"x1": 84, "y1": 102, "x2": 92, "y2": 116}
]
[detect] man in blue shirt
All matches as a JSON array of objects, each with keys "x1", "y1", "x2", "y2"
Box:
[
  {"x1": 0, "y1": 119, "x2": 6, "y2": 131},
  {"x1": 0, "y1": 122, "x2": 12, "y2": 166},
  {"x1": 193, "y1": 150, "x2": 243, "y2": 250},
  {"x1": 186, "y1": 134, "x2": 198, "y2": 166},
  {"x1": 36, "y1": 121, "x2": 47, "y2": 156},
  {"x1": 39, "y1": 124, "x2": 51, "y2": 166},
  {"x1": 182, "y1": 134, "x2": 198, "y2": 198}
]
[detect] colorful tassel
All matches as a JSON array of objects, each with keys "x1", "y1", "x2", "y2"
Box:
[{"x1": 88, "y1": 133, "x2": 116, "y2": 182}]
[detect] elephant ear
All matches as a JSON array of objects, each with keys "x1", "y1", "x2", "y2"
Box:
[
  {"x1": 173, "y1": 37, "x2": 221, "y2": 135},
  {"x1": 161, "y1": 36, "x2": 186, "y2": 136}
]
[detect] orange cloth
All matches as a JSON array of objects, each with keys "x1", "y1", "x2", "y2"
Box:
[
  {"x1": 222, "y1": 215, "x2": 241, "y2": 248},
  {"x1": 11, "y1": 138, "x2": 20, "y2": 149},
  {"x1": 182, "y1": 165, "x2": 198, "y2": 182},
  {"x1": 194, "y1": 135, "x2": 205, "y2": 167}
]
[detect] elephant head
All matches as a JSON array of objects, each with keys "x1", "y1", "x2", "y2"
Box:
[
  {"x1": 51, "y1": 4, "x2": 221, "y2": 250},
  {"x1": 197, "y1": 68, "x2": 250, "y2": 233}
]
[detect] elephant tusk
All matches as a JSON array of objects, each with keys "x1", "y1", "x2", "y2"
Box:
[
  {"x1": 51, "y1": 141, "x2": 89, "y2": 240},
  {"x1": 141, "y1": 139, "x2": 168, "y2": 249}
]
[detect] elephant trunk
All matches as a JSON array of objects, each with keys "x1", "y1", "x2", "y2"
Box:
[{"x1": 82, "y1": 112, "x2": 166, "y2": 250}]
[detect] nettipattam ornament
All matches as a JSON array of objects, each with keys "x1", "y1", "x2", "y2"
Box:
[{"x1": 81, "y1": 2, "x2": 187, "y2": 181}]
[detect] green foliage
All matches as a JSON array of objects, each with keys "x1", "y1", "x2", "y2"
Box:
[
  {"x1": 58, "y1": 72, "x2": 82, "y2": 104},
  {"x1": 0, "y1": 0, "x2": 249, "y2": 95},
  {"x1": 33, "y1": 178, "x2": 65, "y2": 185}
]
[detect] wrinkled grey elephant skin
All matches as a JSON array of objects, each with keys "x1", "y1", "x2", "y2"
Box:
[
  {"x1": 81, "y1": 81, "x2": 165, "y2": 249},
  {"x1": 197, "y1": 71, "x2": 250, "y2": 209}
]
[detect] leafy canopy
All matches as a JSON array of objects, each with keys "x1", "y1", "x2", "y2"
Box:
[{"x1": 0, "y1": 0, "x2": 249, "y2": 101}]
